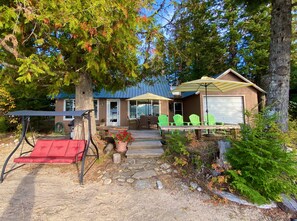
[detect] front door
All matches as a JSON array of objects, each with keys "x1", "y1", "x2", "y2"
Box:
[{"x1": 107, "y1": 99, "x2": 120, "y2": 126}]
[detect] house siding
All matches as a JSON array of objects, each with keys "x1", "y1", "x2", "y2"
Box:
[
  {"x1": 54, "y1": 69, "x2": 264, "y2": 130},
  {"x1": 121, "y1": 100, "x2": 129, "y2": 126},
  {"x1": 183, "y1": 95, "x2": 201, "y2": 122},
  {"x1": 55, "y1": 98, "x2": 171, "y2": 129}
]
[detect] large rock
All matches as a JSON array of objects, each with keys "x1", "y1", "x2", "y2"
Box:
[
  {"x1": 132, "y1": 170, "x2": 157, "y2": 180},
  {"x1": 134, "y1": 180, "x2": 153, "y2": 190},
  {"x1": 278, "y1": 194, "x2": 297, "y2": 214},
  {"x1": 213, "y1": 190, "x2": 277, "y2": 209}
]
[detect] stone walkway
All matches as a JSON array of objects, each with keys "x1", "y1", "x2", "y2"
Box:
[{"x1": 95, "y1": 157, "x2": 202, "y2": 192}]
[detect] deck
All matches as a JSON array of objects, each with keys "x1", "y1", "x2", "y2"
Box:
[{"x1": 159, "y1": 124, "x2": 241, "y2": 138}]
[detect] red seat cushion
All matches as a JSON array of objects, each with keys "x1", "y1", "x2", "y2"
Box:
[
  {"x1": 30, "y1": 140, "x2": 53, "y2": 157},
  {"x1": 47, "y1": 140, "x2": 70, "y2": 157},
  {"x1": 65, "y1": 140, "x2": 86, "y2": 160},
  {"x1": 14, "y1": 139, "x2": 87, "y2": 164},
  {"x1": 14, "y1": 156, "x2": 78, "y2": 164}
]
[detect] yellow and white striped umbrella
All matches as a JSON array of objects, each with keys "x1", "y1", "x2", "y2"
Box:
[
  {"x1": 127, "y1": 92, "x2": 172, "y2": 101},
  {"x1": 172, "y1": 76, "x2": 252, "y2": 126},
  {"x1": 173, "y1": 76, "x2": 252, "y2": 93}
]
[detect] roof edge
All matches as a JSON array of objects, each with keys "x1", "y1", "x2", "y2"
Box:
[{"x1": 216, "y1": 68, "x2": 266, "y2": 93}]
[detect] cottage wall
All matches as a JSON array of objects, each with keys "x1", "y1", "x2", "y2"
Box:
[
  {"x1": 182, "y1": 95, "x2": 201, "y2": 122},
  {"x1": 160, "y1": 100, "x2": 170, "y2": 117},
  {"x1": 99, "y1": 99, "x2": 106, "y2": 124},
  {"x1": 55, "y1": 98, "x2": 171, "y2": 129},
  {"x1": 121, "y1": 100, "x2": 129, "y2": 126},
  {"x1": 181, "y1": 73, "x2": 261, "y2": 124}
]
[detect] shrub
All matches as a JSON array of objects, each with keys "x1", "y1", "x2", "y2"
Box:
[
  {"x1": 226, "y1": 109, "x2": 297, "y2": 204},
  {"x1": 0, "y1": 116, "x2": 8, "y2": 132},
  {"x1": 165, "y1": 131, "x2": 190, "y2": 167}
]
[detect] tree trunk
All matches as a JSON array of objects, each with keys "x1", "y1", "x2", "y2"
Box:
[
  {"x1": 262, "y1": 0, "x2": 292, "y2": 132},
  {"x1": 73, "y1": 72, "x2": 96, "y2": 139}
]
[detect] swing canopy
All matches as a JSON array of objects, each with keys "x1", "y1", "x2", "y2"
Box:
[{"x1": 7, "y1": 110, "x2": 89, "y2": 117}]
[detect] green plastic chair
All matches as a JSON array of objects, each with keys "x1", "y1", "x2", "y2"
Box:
[
  {"x1": 189, "y1": 114, "x2": 201, "y2": 126},
  {"x1": 205, "y1": 113, "x2": 216, "y2": 126},
  {"x1": 158, "y1": 114, "x2": 169, "y2": 127},
  {"x1": 157, "y1": 114, "x2": 169, "y2": 135},
  {"x1": 172, "y1": 114, "x2": 190, "y2": 126},
  {"x1": 205, "y1": 113, "x2": 225, "y2": 134}
]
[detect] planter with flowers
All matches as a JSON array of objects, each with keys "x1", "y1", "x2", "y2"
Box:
[{"x1": 113, "y1": 130, "x2": 134, "y2": 153}]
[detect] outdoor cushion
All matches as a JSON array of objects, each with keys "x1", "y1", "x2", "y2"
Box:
[{"x1": 14, "y1": 140, "x2": 86, "y2": 164}]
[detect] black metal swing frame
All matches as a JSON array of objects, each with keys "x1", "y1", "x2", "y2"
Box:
[{"x1": 0, "y1": 110, "x2": 99, "y2": 185}]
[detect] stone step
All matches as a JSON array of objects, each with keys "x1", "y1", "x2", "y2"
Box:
[
  {"x1": 128, "y1": 140, "x2": 162, "y2": 150},
  {"x1": 126, "y1": 148, "x2": 164, "y2": 158},
  {"x1": 129, "y1": 130, "x2": 162, "y2": 140}
]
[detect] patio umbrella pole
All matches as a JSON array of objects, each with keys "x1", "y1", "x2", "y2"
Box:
[
  {"x1": 205, "y1": 84, "x2": 209, "y2": 125},
  {"x1": 204, "y1": 84, "x2": 210, "y2": 135}
]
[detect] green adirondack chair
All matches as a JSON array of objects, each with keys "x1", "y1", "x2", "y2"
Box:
[
  {"x1": 158, "y1": 114, "x2": 169, "y2": 127},
  {"x1": 172, "y1": 114, "x2": 190, "y2": 126},
  {"x1": 205, "y1": 113, "x2": 216, "y2": 126},
  {"x1": 189, "y1": 114, "x2": 201, "y2": 126},
  {"x1": 157, "y1": 114, "x2": 169, "y2": 135},
  {"x1": 205, "y1": 113, "x2": 225, "y2": 134}
]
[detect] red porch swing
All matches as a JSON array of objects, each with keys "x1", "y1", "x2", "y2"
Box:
[{"x1": 0, "y1": 110, "x2": 99, "y2": 185}]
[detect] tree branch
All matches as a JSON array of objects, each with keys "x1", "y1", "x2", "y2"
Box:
[
  {"x1": 22, "y1": 22, "x2": 37, "y2": 44},
  {"x1": 292, "y1": 2, "x2": 297, "y2": 7},
  {"x1": 0, "y1": 61, "x2": 19, "y2": 69},
  {"x1": 0, "y1": 35, "x2": 19, "y2": 58},
  {"x1": 150, "y1": 0, "x2": 166, "y2": 18}
]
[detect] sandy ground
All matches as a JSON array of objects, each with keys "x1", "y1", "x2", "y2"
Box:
[{"x1": 0, "y1": 139, "x2": 290, "y2": 221}]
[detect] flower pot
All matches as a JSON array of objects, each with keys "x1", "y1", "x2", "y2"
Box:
[{"x1": 116, "y1": 141, "x2": 128, "y2": 153}]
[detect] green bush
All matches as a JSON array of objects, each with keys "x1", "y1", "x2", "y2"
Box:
[
  {"x1": 0, "y1": 116, "x2": 8, "y2": 132},
  {"x1": 166, "y1": 131, "x2": 189, "y2": 155},
  {"x1": 289, "y1": 101, "x2": 297, "y2": 119},
  {"x1": 226, "y1": 110, "x2": 297, "y2": 204},
  {"x1": 165, "y1": 131, "x2": 190, "y2": 167}
]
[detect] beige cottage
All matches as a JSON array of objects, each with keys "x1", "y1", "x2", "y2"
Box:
[{"x1": 54, "y1": 69, "x2": 265, "y2": 132}]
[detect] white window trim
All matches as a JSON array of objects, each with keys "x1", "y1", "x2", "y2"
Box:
[
  {"x1": 63, "y1": 99, "x2": 75, "y2": 121},
  {"x1": 63, "y1": 99, "x2": 99, "y2": 121},
  {"x1": 128, "y1": 100, "x2": 137, "y2": 120},
  {"x1": 174, "y1": 102, "x2": 183, "y2": 115},
  {"x1": 128, "y1": 100, "x2": 160, "y2": 119}
]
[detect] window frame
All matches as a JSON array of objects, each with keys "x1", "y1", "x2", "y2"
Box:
[
  {"x1": 128, "y1": 100, "x2": 160, "y2": 119},
  {"x1": 173, "y1": 102, "x2": 183, "y2": 115},
  {"x1": 63, "y1": 99, "x2": 99, "y2": 120}
]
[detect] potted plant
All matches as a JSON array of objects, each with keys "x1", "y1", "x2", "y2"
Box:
[{"x1": 113, "y1": 130, "x2": 134, "y2": 153}]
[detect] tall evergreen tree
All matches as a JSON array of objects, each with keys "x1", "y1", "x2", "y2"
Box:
[{"x1": 163, "y1": 0, "x2": 228, "y2": 83}]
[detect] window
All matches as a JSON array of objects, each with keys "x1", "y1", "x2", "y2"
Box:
[
  {"x1": 93, "y1": 100, "x2": 99, "y2": 119},
  {"x1": 152, "y1": 100, "x2": 160, "y2": 116},
  {"x1": 64, "y1": 99, "x2": 75, "y2": 120},
  {"x1": 64, "y1": 99, "x2": 99, "y2": 120},
  {"x1": 129, "y1": 100, "x2": 137, "y2": 119},
  {"x1": 128, "y1": 100, "x2": 160, "y2": 119},
  {"x1": 174, "y1": 102, "x2": 183, "y2": 115}
]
